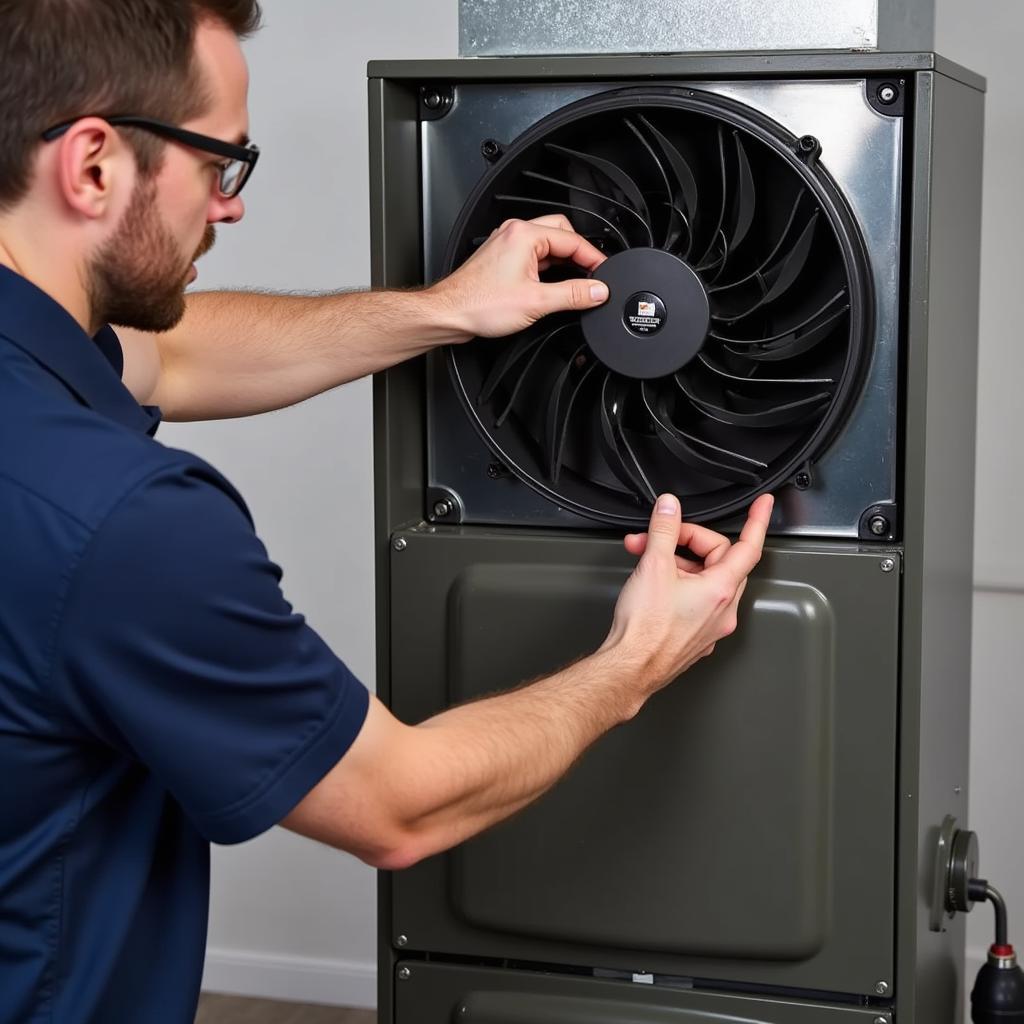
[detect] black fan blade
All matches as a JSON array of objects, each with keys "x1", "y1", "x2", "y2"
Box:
[
  {"x1": 636, "y1": 115, "x2": 699, "y2": 219},
  {"x1": 546, "y1": 345, "x2": 600, "y2": 482},
  {"x1": 623, "y1": 117, "x2": 676, "y2": 250},
  {"x1": 480, "y1": 320, "x2": 574, "y2": 404},
  {"x1": 494, "y1": 321, "x2": 577, "y2": 427},
  {"x1": 522, "y1": 169, "x2": 653, "y2": 246},
  {"x1": 722, "y1": 388, "x2": 833, "y2": 427},
  {"x1": 696, "y1": 125, "x2": 729, "y2": 269},
  {"x1": 545, "y1": 142, "x2": 651, "y2": 227},
  {"x1": 713, "y1": 288, "x2": 847, "y2": 346},
  {"x1": 676, "y1": 374, "x2": 830, "y2": 429},
  {"x1": 734, "y1": 304, "x2": 850, "y2": 363},
  {"x1": 728, "y1": 132, "x2": 756, "y2": 253},
  {"x1": 709, "y1": 190, "x2": 806, "y2": 294},
  {"x1": 712, "y1": 212, "x2": 819, "y2": 324},
  {"x1": 640, "y1": 383, "x2": 765, "y2": 485},
  {"x1": 495, "y1": 194, "x2": 631, "y2": 250},
  {"x1": 696, "y1": 351, "x2": 835, "y2": 385},
  {"x1": 599, "y1": 373, "x2": 657, "y2": 501}
]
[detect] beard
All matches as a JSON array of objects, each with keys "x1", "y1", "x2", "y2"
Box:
[{"x1": 87, "y1": 179, "x2": 216, "y2": 333}]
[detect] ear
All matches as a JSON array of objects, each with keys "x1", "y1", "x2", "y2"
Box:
[{"x1": 53, "y1": 117, "x2": 135, "y2": 221}]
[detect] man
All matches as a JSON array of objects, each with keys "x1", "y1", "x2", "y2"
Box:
[{"x1": 0, "y1": 1, "x2": 772, "y2": 1022}]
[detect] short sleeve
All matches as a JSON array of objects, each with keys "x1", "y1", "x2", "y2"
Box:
[{"x1": 51, "y1": 461, "x2": 369, "y2": 844}]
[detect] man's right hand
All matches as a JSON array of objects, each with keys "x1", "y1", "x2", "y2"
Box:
[{"x1": 602, "y1": 492, "x2": 774, "y2": 709}]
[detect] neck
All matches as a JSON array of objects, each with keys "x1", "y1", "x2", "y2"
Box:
[{"x1": 0, "y1": 220, "x2": 94, "y2": 335}]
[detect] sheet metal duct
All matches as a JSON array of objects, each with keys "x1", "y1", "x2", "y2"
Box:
[{"x1": 459, "y1": 0, "x2": 936, "y2": 57}]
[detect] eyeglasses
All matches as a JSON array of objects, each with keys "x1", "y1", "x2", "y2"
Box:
[{"x1": 41, "y1": 115, "x2": 260, "y2": 198}]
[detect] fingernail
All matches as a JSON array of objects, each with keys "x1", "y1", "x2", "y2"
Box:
[
  {"x1": 656, "y1": 495, "x2": 678, "y2": 515},
  {"x1": 590, "y1": 282, "x2": 609, "y2": 302}
]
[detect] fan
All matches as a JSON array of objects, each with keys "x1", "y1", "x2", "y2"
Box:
[{"x1": 443, "y1": 87, "x2": 874, "y2": 526}]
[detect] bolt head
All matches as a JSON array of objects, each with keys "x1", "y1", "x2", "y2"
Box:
[
  {"x1": 433, "y1": 499, "x2": 453, "y2": 518},
  {"x1": 874, "y1": 1017, "x2": 889, "y2": 1024},
  {"x1": 794, "y1": 472, "x2": 811, "y2": 489},
  {"x1": 877, "y1": 84, "x2": 898, "y2": 105},
  {"x1": 398, "y1": 966, "x2": 411, "y2": 980},
  {"x1": 423, "y1": 91, "x2": 442, "y2": 109},
  {"x1": 395, "y1": 934, "x2": 408, "y2": 947},
  {"x1": 392, "y1": 537, "x2": 407, "y2": 552},
  {"x1": 880, "y1": 558, "x2": 895, "y2": 573},
  {"x1": 869, "y1": 515, "x2": 890, "y2": 536},
  {"x1": 874, "y1": 980, "x2": 890, "y2": 996}
]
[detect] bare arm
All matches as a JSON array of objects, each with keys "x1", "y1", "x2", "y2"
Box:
[
  {"x1": 119, "y1": 216, "x2": 609, "y2": 421},
  {"x1": 282, "y1": 492, "x2": 774, "y2": 869}
]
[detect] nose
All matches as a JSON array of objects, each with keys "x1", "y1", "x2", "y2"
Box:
[{"x1": 209, "y1": 194, "x2": 245, "y2": 225}]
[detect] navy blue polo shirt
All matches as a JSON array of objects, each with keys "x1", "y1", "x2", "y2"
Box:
[{"x1": 0, "y1": 266, "x2": 369, "y2": 1023}]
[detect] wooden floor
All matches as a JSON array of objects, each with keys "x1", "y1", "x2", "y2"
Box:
[{"x1": 195, "y1": 993, "x2": 376, "y2": 1024}]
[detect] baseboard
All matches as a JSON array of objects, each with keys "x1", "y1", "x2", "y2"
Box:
[{"x1": 201, "y1": 947, "x2": 377, "y2": 1009}]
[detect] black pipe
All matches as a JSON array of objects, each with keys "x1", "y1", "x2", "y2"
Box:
[{"x1": 969, "y1": 879, "x2": 1009, "y2": 948}]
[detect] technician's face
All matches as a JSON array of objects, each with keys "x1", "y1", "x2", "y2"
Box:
[{"x1": 89, "y1": 17, "x2": 250, "y2": 332}]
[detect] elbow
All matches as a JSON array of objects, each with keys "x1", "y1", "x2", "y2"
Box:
[{"x1": 362, "y1": 833, "x2": 432, "y2": 872}]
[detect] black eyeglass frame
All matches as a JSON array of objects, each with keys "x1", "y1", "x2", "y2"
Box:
[{"x1": 41, "y1": 115, "x2": 260, "y2": 198}]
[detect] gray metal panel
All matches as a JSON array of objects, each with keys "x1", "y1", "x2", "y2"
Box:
[
  {"x1": 386, "y1": 530, "x2": 899, "y2": 997},
  {"x1": 394, "y1": 961, "x2": 893, "y2": 1022},
  {"x1": 367, "y1": 53, "x2": 985, "y2": 92},
  {"x1": 895, "y1": 69, "x2": 984, "y2": 1024},
  {"x1": 422, "y1": 78, "x2": 902, "y2": 537},
  {"x1": 459, "y1": 0, "x2": 935, "y2": 56}
]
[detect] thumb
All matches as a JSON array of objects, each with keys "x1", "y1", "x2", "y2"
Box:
[
  {"x1": 534, "y1": 278, "x2": 609, "y2": 317},
  {"x1": 639, "y1": 494, "x2": 682, "y2": 565}
]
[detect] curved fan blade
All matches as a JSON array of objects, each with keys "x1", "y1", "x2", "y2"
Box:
[
  {"x1": 733, "y1": 304, "x2": 850, "y2": 363},
  {"x1": 599, "y1": 373, "x2": 657, "y2": 502},
  {"x1": 636, "y1": 115, "x2": 699, "y2": 220},
  {"x1": 712, "y1": 212, "x2": 819, "y2": 323},
  {"x1": 546, "y1": 345, "x2": 600, "y2": 482},
  {"x1": 640, "y1": 383, "x2": 765, "y2": 485},
  {"x1": 495, "y1": 194, "x2": 631, "y2": 250},
  {"x1": 545, "y1": 142, "x2": 651, "y2": 226},
  {"x1": 696, "y1": 125, "x2": 729, "y2": 269},
  {"x1": 480, "y1": 321, "x2": 575, "y2": 404},
  {"x1": 709, "y1": 190, "x2": 806, "y2": 294},
  {"x1": 623, "y1": 117, "x2": 676, "y2": 250},
  {"x1": 696, "y1": 352, "x2": 835, "y2": 385},
  {"x1": 728, "y1": 132, "x2": 756, "y2": 253},
  {"x1": 522, "y1": 169, "x2": 654, "y2": 246},
  {"x1": 494, "y1": 322, "x2": 577, "y2": 427},
  {"x1": 712, "y1": 290, "x2": 847, "y2": 346},
  {"x1": 676, "y1": 374, "x2": 831, "y2": 429}
]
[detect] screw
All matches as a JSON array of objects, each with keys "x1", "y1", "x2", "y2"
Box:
[
  {"x1": 433, "y1": 498, "x2": 454, "y2": 518},
  {"x1": 869, "y1": 514, "x2": 890, "y2": 537},
  {"x1": 392, "y1": 538, "x2": 407, "y2": 552},
  {"x1": 396, "y1": 934, "x2": 408, "y2": 947},
  {"x1": 422, "y1": 91, "x2": 442, "y2": 110},
  {"x1": 798, "y1": 135, "x2": 819, "y2": 153},
  {"x1": 877, "y1": 83, "x2": 898, "y2": 105},
  {"x1": 880, "y1": 558, "x2": 895, "y2": 573},
  {"x1": 486, "y1": 463, "x2": 505, "y2": 480},
  {"x1": 955, "y1": 785, "x2": 962, "y2": 795},
  {"x1": 481, "y1": 138, "x2": 502, "y2": 161},
  {"x1": 398, "y1": 967, "x2": 411, "y2": 980},
  {"x1": 874, "y1": 1017, "x2": 889, "y2": 1024},
  {"x1": 794, "y1": 471, "x2": 811, "y2": 489},
  {"x1": 874, "y1": 980, "x2": 890, "y2": 996}
]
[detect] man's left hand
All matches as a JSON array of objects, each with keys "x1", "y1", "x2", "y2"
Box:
[{"x1": 429, "y1": 214, "x2": 609, "y2": 342}]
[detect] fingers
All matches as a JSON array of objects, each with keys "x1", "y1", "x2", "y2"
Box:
[
  {"x1": 636, "y1": 494, "x2": 684, "y2": 566},
  {"x1": 532, "y1": 277, "x2": 610, "y2": 317},
  {"x1": 707, "y1": 493, "x2": 774, "y2": 585},
  {"x1": 528, "y1": 222, "x2": 606, "y2": 272},
  {"x1": 528, "y1": 213, "x2": 575, "y2": 232}
]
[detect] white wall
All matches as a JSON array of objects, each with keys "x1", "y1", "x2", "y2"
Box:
[
  {"x1": 166, "y1": 0, "x2": 1022, "y2": 1011},
  {"x1": 158, "y1": 0, "x2": 457, "y2": 1008},
  {"x1": 933, "y1": 0, "x2": 1024, "y2": 1001}
]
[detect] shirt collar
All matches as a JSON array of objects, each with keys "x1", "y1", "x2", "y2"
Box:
[{"x1": 0, "y1": 265, "x2": 161, "y2": 436}]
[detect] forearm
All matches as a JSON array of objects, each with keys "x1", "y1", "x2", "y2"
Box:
[
  {"x1": 142, "y1": 286, "x2": 467, "y2": 421},
  {"x1": 392, "y1": 643, "x2": 644, "y2": 860}
]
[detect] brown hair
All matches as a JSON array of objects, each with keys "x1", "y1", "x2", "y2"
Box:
[{"x1": 0, "y1": 0, "x2": 263, "y2": 210}]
